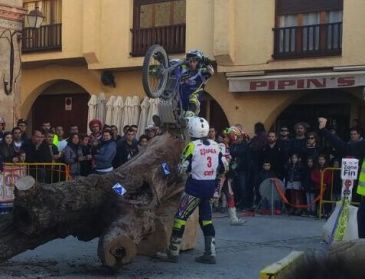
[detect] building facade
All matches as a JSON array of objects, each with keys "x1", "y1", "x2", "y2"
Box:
[
  {"x1": 0, "y1": 0, "x2": 25, "y2": 126},
  {"x1": 21, "y1": 0, "x2": 365, "y2": 137}
]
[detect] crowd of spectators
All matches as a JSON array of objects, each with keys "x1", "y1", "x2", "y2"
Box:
[
  {"x1": 0, "y1": 116, "x2": 159, "y2": 181},
  {"x1": 209, "y1": 121, "x2": 363, "y2": 217},
  {"x1": 0, "y1": 115, "x2": 362, "y2": 217}
]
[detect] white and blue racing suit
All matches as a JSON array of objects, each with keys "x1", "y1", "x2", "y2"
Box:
[{"x1": 174, "y1": 63, "x2": 214, "y2": 116}]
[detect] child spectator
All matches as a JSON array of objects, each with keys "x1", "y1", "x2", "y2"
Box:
[
  {"x1": 285, "y1": 153, "x2": 304, "y2": 215},
  {"x1": 311, "y1": 154, "x2": 332, "y2": 217},
  {"x1": 302, "y1": 157, "x2": 317, "y2": 216},
  {"x1": 138, "y1": 135, "x2": 149, "y2": 147},
  {"x1": 256, "y1": 160, "x2": 278, "y2": 214}
]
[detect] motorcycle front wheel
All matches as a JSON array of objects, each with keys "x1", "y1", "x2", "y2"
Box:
[{"x1": 142, "y1": 45, "x2": 169, "y2": 99}]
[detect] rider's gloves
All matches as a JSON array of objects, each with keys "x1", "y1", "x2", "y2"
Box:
[
  {"x1": 178, "y1": 160, "x2": 190, "y2": 175},
  {"x1": 206, "y1": 64, "x2": 214, "y2": 75},
  {"x1": 202, "y1": 56, "x2": 212, "y2": 65}
]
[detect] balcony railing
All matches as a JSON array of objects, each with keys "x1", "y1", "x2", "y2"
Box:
[
  {"x1": 22, "y1": 23, "x2": 62, "y2": 53},
  {"x1": 130, "y1": 23, "x2": 186, "y2": 56},
  {"x1": 273, "y1": 22, "x2": 342, "y2": 59}
]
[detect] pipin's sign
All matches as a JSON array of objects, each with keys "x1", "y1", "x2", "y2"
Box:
[
  {"x1": 341, "y1": 158, "x2": 359, "y2": 200},
  {"x1": 227, "y1": 73, "x2": 365, "y2": 92}
]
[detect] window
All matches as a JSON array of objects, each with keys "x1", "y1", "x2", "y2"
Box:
[
  {"x1": 274, "y1": 0, "x2": 343, "y2": 58},
  {"x1": 22, "y1": 0, "x2": 62, "y2": 52},
  {"x1": 131, "y1": 0, "x2": 186, "y2": 56},
  {"x1": 135, "y1": 0, "x2": 186, "y2": 29},
  {"x1": 23, "y1": 0, "x2": 62, "y2": 27}
]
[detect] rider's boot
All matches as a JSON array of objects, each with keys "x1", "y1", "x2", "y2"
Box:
[
  {"x1": 228, "y1": 207, "x2": 246, "y2": 226},
  {"x1": 195, "y1": 236, "x2": 216, "y2": 264},
  {"x1": 155, "y1": 236, "x2": 182, "y2": 263}
]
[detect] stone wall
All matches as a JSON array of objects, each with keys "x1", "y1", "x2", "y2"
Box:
[{"x1": 0, "y1": 1, "x2": 25, "y2": 127}]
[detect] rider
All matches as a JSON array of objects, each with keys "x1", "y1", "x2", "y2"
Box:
[
  {"x1": 179, "y1": 50, "x2": 214, "y2": 117},
  {"x1": 156, "y1": 116, "x2": 227, "y2": 264},
  {"x1": 214, "y1": 127, "x2": 246, "y2": 225}
]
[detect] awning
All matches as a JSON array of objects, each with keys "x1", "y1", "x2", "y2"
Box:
[{"x1": 227, "y1": 70, "x2": 365, "y2": 93}]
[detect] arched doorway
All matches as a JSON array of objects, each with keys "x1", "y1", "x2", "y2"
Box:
[
  {"x1": 200, "y1": 91, "x2": 229, "y2": 135},
  {"x1": 274, "y1": 90, "x2": 365, "y2": 139},
  {"x1": 30, "y1": 80, "x2": 90, "y2": 135}
]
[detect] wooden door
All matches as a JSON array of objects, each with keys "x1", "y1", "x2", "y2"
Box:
[{"x1": 32, "y1": 94, "x2": 90, "y2": 136}]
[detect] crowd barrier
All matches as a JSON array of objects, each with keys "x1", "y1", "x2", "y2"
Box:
[
  {"x1": 318, "y1": 167, "x2": 359, "y2": 218},
  {"x1": 268, "y1": 167, "x2": 359, "y2": 219},
  {"x1": 0, "y1": 163, "x2": 71, "y2": 214}
]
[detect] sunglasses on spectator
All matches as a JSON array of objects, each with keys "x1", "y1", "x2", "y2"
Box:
[
  {"x1": 280, "y1": 129, "x2": 288, "y2": 132},
  {"x1": 307, "y1": 136, "x2": 315, "y2": 139}
]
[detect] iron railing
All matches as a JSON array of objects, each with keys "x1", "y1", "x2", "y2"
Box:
[
  {"x1": 130, "y1": 23, "x2": 185, "y2": 56},
  {"x1": 273, "y1": 22, "x2": 342, "y2": 59},
  {"x1": 22, "y1": 23, "x2": 62, "y2": 53}
]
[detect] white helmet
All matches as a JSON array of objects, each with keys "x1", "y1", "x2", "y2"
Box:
[{"x1": 187, "y1": 117, "x2": 209, "y2": 138}]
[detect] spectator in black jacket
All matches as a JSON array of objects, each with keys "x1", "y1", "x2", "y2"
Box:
[
  {"x1": 0, "y1": 153, "x2": 3, "y2": 172},
  {"x1": 249, "y1": 122, "x2": 267, "y2": 209},
  {"x1": 114, "y1": 128, "x2": 139, "y2": 168},
  {"x1": 0, "y1": 132, "x2": 17, "y2": 163},
  {"x1": 0, "y1": 117, "x2": 5, "y2": 143},
  {"x1": 17, "y1": 119, "x2": 28, "y2": 142},
  {"x1": 22, "y1": 130, "x2": 53, "y2": 182},
  {"x1": 23, "y1": 130, "x2": 52, "y2": 163},
  {"x1": 348, "y1": 127, "x2": 364, "y2": 144},
  {"x1": 303, "y1": 131, "x2": 320, "y2": 162},
  {"x1": 278, "y1": 125, "x2": 291, "y2": 162},
  {"x1": 289, "y1": 122, "x2": 307, "y2": 158},
  {"x1": 229, "y1": 127, "x2": 251, "y2": 210},
  {"x1": 260, "y1": 131, "x2": 285, "y2": 179}
]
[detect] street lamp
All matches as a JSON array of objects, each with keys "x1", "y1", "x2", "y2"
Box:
[
  {"x1": 1, "y1": 7, "x2": 44, "y2": 95},
  {"x1": 25, "y1": 6, "x2": 45, "y2": 29}
]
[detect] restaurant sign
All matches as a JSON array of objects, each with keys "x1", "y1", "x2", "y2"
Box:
[{"x1": 228, "y1": 72, "x2": 365, "y2": 92}]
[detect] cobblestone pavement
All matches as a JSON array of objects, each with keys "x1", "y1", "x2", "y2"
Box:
[{"x1": 0, "y1": 215, "x2": 326, "y2": 279}]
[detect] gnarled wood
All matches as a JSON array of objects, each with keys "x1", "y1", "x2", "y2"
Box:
[{"x1": 0, "y1": 133, "x2": 196, "y2": 268}]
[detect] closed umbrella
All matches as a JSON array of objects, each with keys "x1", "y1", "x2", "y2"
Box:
[
  {"x1": 112, "y1": 96, "x2": 124, "y2": 134},
  {"x1": 131, "y1": 96, "x2": 140, "y2": 126},
  {"x1": 137, "y1": 97, "x2": 150, "y2": 138},
  {"x1": 87, "y1": 94, "x2": 98, "y2": 134},
  {"x1": 121, "y1": 96, "x2": 132, "y2": 130},
  {"x1": 147, "y1": 98, "x2": 159, "y2": 126},
  {"x1": 96, "y1": 93, "x2": 107, "y2": 124},
  {"x1": 105, "y1": 96, "x2": 116, "y2": 125}
]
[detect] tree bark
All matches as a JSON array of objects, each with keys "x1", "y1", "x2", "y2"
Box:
[{"x1": 0, "y1": 133, "x2": 194, "y2": 268}]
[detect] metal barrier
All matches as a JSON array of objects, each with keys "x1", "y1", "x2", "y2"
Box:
[
  {"x1": 0, "y1": 163, "x2": 71, "y2": 214},
  {"x1": 3, "y1": 162, "x2": 71, "y2": 183},
  {"x1": 318, "y1": 167, "x2": 359, "y2": 218}
]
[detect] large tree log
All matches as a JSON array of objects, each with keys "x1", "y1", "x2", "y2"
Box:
[{"x1": 0, "y1": 133, "x2": 196, "y2": 269}]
